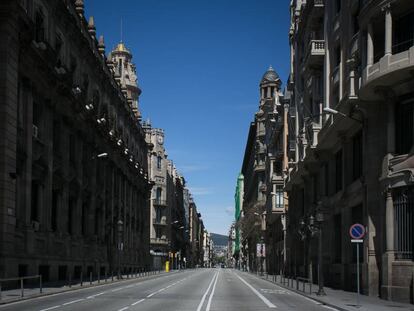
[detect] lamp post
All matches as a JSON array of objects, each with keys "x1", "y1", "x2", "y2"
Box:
[
  {"x1": 299, "y1": 211, "x2": 326, "y2": 296},
  {"x1": 117, "y1": 219, "x2": 124, "y2": 279},
  {"x1": 309, "y1": 211, "x2": 326, "y2": 296}
]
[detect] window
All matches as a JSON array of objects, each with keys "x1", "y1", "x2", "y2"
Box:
[
  {"x1": 393, "y1": 187, "x2": 414, "y2": 260},
  {"x1": 335, "y1": 149, "x2": 343, "y2": 192},
  {"x1": 156, "y1": 188, "x2": 162, "y2": 204},
  {"x1": 68, "y1": 198, "x2": 74, "y2": 235},
  {"x1": 51, "y1": 190, "x2": 58, "y2": 231},
  {"x1": 35, "y1": 9, "x2": 45, "y2": 42},
  {"x1": 352, "y1": 131, "x2": 363, "y2": 180},
  {"x1": 156, "y1": 227, "x2": 162, "y2": 239},
  {"x1": 275, "y1": 185, "x2": 283, "y2": 209},
  {"x1": 335, "y1": 0, "x2": 341, "y2": 14},
  {"x1": 155, "y1": 207, "x2": 162, "y2": 222},
  {"x1": 334, "y1": 214, "x2": 342, "y2": 263},
  {"x1": 393, "y1": 11, "x2": 414, "y2": 54},
  {"x1": 157, "y1": 156, "x2": 162, "y2": 170},
  {"x1": 69, "y1": 135, "x2": 76, "y2": 164},
  {"x1": 118, "y1": 59, "x2": 123, "y2": 76},
  {"x1": 324, "y1": 162, "x2": 329, "y2": 196},
  {"x1": 55, "y1": 34, "x2": 63, "y2": 67},
  {"x1": 396, "y1": 99, "x2": 414, "y2": 155},
  {"x1": 31, "y1": 181, "x2": 39, "y2": 221},
  {"x1": 352, "y1": 13, "x2": 359, "y2": 35}
]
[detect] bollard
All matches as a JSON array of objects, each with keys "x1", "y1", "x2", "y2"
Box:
[
  {"x1": 0, "y1": 282, "x2": 2, "y2": 300},
  {"x1": 105, "y1": 271, "x2": 107, "y2": 283},
  {"x1": 40, "y1": 275, "x2": 43, "y2": 293},
  {"x1": 90, "y1": 272, "x2": 92, "y2": 285},
  {"x1": 111, "y1": 272, "x2": 114, "y2": 282},
  {"x1": 296, "y1": 278, "x2": 299, "y2": 290},
  {"x1": 69, "y1": 273, "x2": 72, "y2": 288},
  {"x1": 309, "y1": 282, "x2": 312, "y2": 294},
  {"x1": 80, "y1": 271, "x2": 83, "y2": 286},
  {"x1": 98, "y1": 271, "x2": 100, "y2": 284},
  {"x1": 303, "y1": 280, "x2": 305, "y2": 292},
  {"x1": 21, "y1": 278, "x2": 24, "y2": 297}
]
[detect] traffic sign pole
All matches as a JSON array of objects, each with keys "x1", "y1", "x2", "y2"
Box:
[
  {"x1": 349, "y1": 223, "x2": 365, "y2": 308},
  {"x1": 357, "y1": 242, "x2": 360, "y2": 307}
]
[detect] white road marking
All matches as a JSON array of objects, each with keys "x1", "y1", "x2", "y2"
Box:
[
  {"x1": 206, "y1": 270, "x2": 220, "y2": 311},
  {"x1": 146, "y1": 292, "x2": 155, "y2": 298},
  {"x1": 39, "y1": 306, "x2": 61, "y2": 311},
  {"x1": 196, "y1": 271, "x2": 219, "y2": 311},
  {"x1": 131, "y1": 298, "x2": 145, "y2": 306},
  {"x1": 111, "y1": 287, "x2": 125, "y2": 292},
  {"x1": 62, "y1": 298, "x2": 85, "y2": 305},
  {"x1": 235, "y1": 274, "x2": 277, "y2": 308},
  {"x1": 87, "y1": 292, "x2": 105, "y2": 299},
  {"x1": 117, "y1": 307, "x2": 129, "y2": 311},
  {"x1": 322, "y1": 306, "x2": 339, "y2": 311}
]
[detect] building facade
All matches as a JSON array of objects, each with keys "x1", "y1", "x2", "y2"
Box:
[
  {"x1": 0, "y1": 0, "x2": 152, "y2": 281},
  {"x1": 286, "y1": 0, "x2": 414, "y2": 303},
  {"x1": 144, "y1": 124, "x2": 169, "y2": 270},
  {"x1": 239, "y1": 66, "x2": 288, "y2": 274}
]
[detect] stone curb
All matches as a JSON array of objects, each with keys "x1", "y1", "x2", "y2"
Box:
[
  {"x1": 0, "y1": 270, "x2": 180, "y2": 306},
  {"x1": 245, "y1": 272, "x2": 348, "y2": 311}
]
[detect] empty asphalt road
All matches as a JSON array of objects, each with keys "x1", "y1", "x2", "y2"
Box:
[{"x1": 0, "y1": 269, "x2": 338, "y2": 311}]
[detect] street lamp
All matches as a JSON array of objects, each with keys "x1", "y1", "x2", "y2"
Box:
[
  {"x1": 323, "y1": 107, "x2": 363, "y2": 123},
  {"x1": 298, "y1": 210, "x2": 326, "y2": 296},
  {"x1": 117, "y1": 219, "x2": 124, "y2": 279},
  {"x1": 308, "y1": 211, "x2": 325, "y2": 296}
]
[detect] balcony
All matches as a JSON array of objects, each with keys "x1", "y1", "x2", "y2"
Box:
[
  {"x1": 304, "y1": 40, "x2": 325, "y2": 68},
  {"x1": 153, "y1": 199, "x2": 167, "y2": 207},
  {"x1": 360, "y1": 45, "x2": 414, "y2": 100},
  {"x1": 150, "y1": 238, "x2": 169, "y2": 245},
  {"x1": 153, "y1": 217, "x2": 167, "y2": 225},
  {"x1": 301, "y1": 0, "x2": 324, "y2": 27}
]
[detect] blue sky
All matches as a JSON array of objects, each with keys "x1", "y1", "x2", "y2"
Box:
[{"x1": 85, "y1": 0, "x2": 291, "y2": 235}]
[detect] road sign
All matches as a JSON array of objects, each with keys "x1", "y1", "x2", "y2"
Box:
[
  {"x1": 349, "y1": 223, "x2": 365, "y2": 308},
  {"x1": 349, "y1": 223, "x2": 365, "y2": 240}
]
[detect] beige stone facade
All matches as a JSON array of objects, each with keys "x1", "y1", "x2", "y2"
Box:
[
  {"x1": 286, "y1": 0, "x2": 414, "y2": 304},
  {"x1": 0, "y1": 0, "x2": 151, "y2": 281}
]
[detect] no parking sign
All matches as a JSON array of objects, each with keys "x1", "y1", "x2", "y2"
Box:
[{"x1": 349, "y1": 223, "x2": 365, "y2": 242}]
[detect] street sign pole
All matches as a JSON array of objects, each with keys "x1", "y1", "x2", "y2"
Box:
[
  {"x1": 349, "y1": 223, "x2": 365, "y2": 308},
  {"x1": 356, "y1": 241, "x2": 360, "y2": 307}
]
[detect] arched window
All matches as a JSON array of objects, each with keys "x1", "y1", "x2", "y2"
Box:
[{"x1": 157, "y1": 156, "x2": 162, "y2": 170}]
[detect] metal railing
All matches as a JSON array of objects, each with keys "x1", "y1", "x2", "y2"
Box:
[{"x1": 0, "y1": 275, "x2": 42, "y2": 300}]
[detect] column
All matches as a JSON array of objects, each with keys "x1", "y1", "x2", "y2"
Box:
[
  {"x1": 367, "y1": 23, "x2": 374, "y2": 66},
  {"x1": 384, "y1": 5, "x2": 392, "y2": 56},
  {"x1": 385, "y1": 190, "x2": 394, "y2": 252}
]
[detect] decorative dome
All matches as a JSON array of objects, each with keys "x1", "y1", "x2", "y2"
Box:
[
  {"x1": 113, "y1": 42, "x2": 131, "y2": 54},
  {"x1": 261, "y1": 65, "x2": 280, "y2": 84}
]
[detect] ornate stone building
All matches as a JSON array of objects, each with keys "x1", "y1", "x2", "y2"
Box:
[
  {"x1": 239, "y1": 66, "x2": 288, "y2": 274},
  {"x1": 0, "y1": 0, "x2": 151, "y2": 281},
  {"x1": 286, "y1": 0, "x2": 414, "y2": 303}
]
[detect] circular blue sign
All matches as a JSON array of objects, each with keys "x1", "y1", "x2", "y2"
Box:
[{"x1": 349, "y1": 223, "x2": 365, "y2": 239}]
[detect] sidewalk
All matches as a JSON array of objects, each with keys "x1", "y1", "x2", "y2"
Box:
[
  {"x1": 251, "y1": 272, "x2": 414, "y2": 311},
  {"x1": 0, "y1": 270, "x2": 174, "y2": 305}
]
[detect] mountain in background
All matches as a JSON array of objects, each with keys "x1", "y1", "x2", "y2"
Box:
[{"x1": 211, "y1": 233, "x2": 228, "y2": 246}]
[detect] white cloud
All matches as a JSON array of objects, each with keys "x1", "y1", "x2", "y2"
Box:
[
  {"x1": 225, "y1": 206, "x2": 234, "y2": 216},
  {"x1": 180, "y1": 164, "x2": 208, "y2": 173},
  {"x1": 188, "y1": 187, "x2": 212, "y2": 196}
]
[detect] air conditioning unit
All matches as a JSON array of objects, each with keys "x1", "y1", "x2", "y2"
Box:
[
  {"x1": 32, "y1": 125, "x2": 39, "y2": 139},
  {"x1": 31, "y1": 221, "x2": 40, "y2": 231}
]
